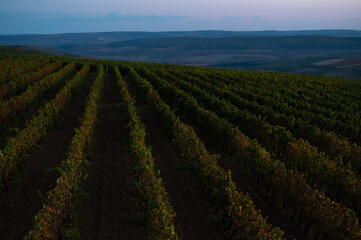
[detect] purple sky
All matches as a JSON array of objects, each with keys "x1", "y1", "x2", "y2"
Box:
[{"x1": 1, "y1": 0, "x2": 360, "y2": 34}]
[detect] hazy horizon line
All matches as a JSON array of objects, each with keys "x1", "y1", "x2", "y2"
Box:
[{"x1": 2, "y1": 29, "x2": 361, "y2": 36}]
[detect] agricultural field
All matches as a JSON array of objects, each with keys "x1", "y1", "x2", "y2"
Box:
[{"x1": 0, "y1": 54, "x2": 361, "y2": 240}]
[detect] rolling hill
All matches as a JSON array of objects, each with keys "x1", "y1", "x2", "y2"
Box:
[
  {"x1": 1, "y1": 31, "x2": 360, "y2": 79},
  {"x1": 1, "y1": 30, "x2": 361, "y2": 48}
]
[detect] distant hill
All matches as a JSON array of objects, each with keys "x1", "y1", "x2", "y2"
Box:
[
  {"x1": 52, "y1": 35, "x2": 361, "y2": 79},
  {"x1": 0, "y1": 45, "x2": 85, "y2": 57},
  {"x1": 1, "y1": 30, "x2": 361, "y2": 48},
  {"x1": 51, "y1": 35, "x2": 361, "y2": 63},
  {"x1": 105, "y1": 35, "x2": 361, "y2": 51},
  {"x1": 1, "y1": 31, "x2": 360, "y2": 79},
  {"x1": 0, "y1": 46, "x2": 44, "y2": 55}
]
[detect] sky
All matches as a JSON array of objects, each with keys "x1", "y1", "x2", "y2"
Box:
[{"x1": 0, "y1": 0, "x2": 361, "y2": 34}]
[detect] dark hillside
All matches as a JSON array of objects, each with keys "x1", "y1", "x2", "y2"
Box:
[{"x1": 1, "y1": 30, "x2": 361, "y2": 47}]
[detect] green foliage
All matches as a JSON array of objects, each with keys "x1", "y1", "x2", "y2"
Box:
[
  {"x1": 126, "y1": 67, "x2": 284, "y2": 240},
  {"x1": 115, "y1": 66, "x2": 179, "y2": 240},
  {"x1": 0, "y1": 57, "x2": 49, "y2": 85},
  {"x1": 25, "y1": 64, "x2": 104, "y2": 239},
  {"x1": 1, "y1": 54, "x2": 361, "y2": 239},
  {"x1": 0, "y1": 62, "x2": 76, "y2": 124},
  {"x1": 149, "y1": 66, "x2": 361, "y2": 215},
  {"x1": 133, "y1": 64, "x2": 361, "y2": 239},
  {"x1": 0, "y1": 61, "x2": 63, "y2": 100}
]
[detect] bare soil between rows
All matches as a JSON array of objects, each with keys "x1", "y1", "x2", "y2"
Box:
[
  {"x1": 125, "y1": 76, "x2": 225, "y2": 240},
  {"x1": 138, "y1": 73, "x2": 309, "y2": 239},
  {"x1": 0, "y1": 73, "x2": 96, "y2": 239},
  {"x1": 76, "y1": 73, "x2": 145, "y2": 240},
  {"x1": 0, "y1": 69, "x2": 77, "y2": 149}
]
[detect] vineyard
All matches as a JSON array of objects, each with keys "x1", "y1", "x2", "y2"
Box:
[{"x1": 0, "y1": 54, "x2": 361, "y2": 240}]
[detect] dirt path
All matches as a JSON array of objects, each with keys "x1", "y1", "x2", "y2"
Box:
[
  {"x1": 76, "y1": 73, "x2": 145, "y2": 240},
  {"x1": 126, "y1": 77, "x2": 224, "y2": 240},
  {"x1": 0, "y1": 73, "x2": 96, "y2": 240}
]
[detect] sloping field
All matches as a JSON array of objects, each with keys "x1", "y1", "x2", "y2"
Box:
[{"x1": 0, "y1": 54, "x2": 360, "y2": 240}]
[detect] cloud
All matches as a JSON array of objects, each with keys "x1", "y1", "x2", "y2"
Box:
[
  {"x1": 0, "y1": 12, "x2": 189, "y2": 34},
  {"x1": 223, "y1": 16, "x2": 261, "y2": 21},
  {"x1": 0, "y1": 11, "x2": 186, "y2": 22}
]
